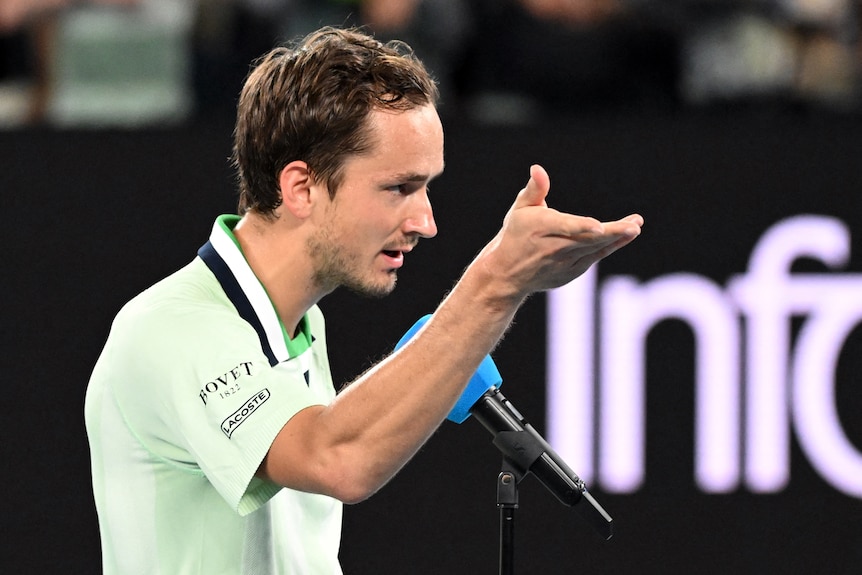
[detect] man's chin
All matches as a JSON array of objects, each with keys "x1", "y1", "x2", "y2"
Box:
[{"x1": 345, "y1": 273, "x2": 397, "y2": 299}]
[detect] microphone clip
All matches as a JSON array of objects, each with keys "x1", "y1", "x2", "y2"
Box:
[
  {"x1": 497, "y1": 459, "x2": 521, "y2": 510},
  {"x1": 492, "y1": 430, "x2": 549, "y2": 482}
]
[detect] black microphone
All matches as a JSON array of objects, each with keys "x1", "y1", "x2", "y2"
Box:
[{"x1": 396, "y1": 315, "x2": 613, "y2": 540}]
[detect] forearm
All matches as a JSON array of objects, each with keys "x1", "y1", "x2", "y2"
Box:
[
  {"x1": 259, "y1": 252, "x2": 524, "y2": 502},
  {"x1": 310, "y1": 259, "x2": 524, "y2": 498}
]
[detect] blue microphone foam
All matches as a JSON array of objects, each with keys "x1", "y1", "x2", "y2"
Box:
[{"x1": 395, "y1": 314, "x2": 503, "y2": 424}]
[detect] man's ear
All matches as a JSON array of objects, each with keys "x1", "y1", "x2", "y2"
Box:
[{"x1": 278, "y1": 161, "x2": 316, "y2": 219}]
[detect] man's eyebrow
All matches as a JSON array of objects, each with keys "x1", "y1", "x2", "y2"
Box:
[
  {"x1": 389, "y1": 166, "x2": 445, "y2": 183},
  {"x1": 388, "y1": 172, "x2": 433, "y2": 183}
]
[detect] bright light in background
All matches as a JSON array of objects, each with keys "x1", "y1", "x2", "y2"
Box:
[
  {"x1": 547, "y1": 215, "x2": 862, "y2": 498},
  {"x1": 546, "y1": 267, "x2": 596, "y2": 482},
  {"x1": 600, "y1": 273, "x2": 740, "y2": 493}
]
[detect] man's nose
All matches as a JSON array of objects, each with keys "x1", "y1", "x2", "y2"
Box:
[{"x1": 404, "y1": 190, "x2": 437, "y2": 239}]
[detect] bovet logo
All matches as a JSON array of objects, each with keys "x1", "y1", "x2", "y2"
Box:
[{"x1": 222, "y1": 389, "x2": 270, "y2": 438}]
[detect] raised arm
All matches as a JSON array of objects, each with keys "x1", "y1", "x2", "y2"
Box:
[{"x1": 258, "y1": 164, "x2": 643, "y2": 503}]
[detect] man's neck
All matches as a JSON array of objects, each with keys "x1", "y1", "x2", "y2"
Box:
[{"x1": 233, "y1": 212, "x2": 324, "y2": 339}]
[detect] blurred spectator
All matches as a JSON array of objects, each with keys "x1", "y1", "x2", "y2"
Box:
[
  {"x1": 191, "y1": 0, "x2": 279, "y2": 119},
  {"x1": 360, "y1": 0, "x2": 473, "y2": 113},
  {"x1": 2, "y1": 0, "x2": 860, "y2": 127},
  {"x1": 189, "y1": 0, "x2": 473, "y2": 119},
  {"x1": 0, "y1": 21, "x2": 36, "y2": 125},
  {"x1": 518, "y1": 0, "x2": 625, "y2": 26},
  {"x1": 459, "y1": 0, "x2": 680, "y2": 123},
  {"x1": 51, "y1": 0, "x2": 195, "y2": 126},
  {"x1": 0, "y1": 0, "x2": 154, "y2": 126},
  {"x1": 678, "y1": 0, "x2": 861, "y2": 111},
  {"x1": 2, "y1": 0, "x2": 66, "y2": 32},
  {"x1": 786, "y1": 0, "x2": 861, "y2": 108}
]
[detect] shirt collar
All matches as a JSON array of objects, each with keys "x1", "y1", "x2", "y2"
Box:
[{"x1": 198, "y1": 215, "x2": 312, "y2": 366}]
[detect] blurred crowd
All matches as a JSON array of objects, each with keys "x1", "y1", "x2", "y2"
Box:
[{"x1": 0, "y1": 0, "x2": 860, "y2": 127}]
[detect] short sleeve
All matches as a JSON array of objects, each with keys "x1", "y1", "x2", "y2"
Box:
[{"x1": 109, "y1": 298, "x2": 330, "y2": 515}]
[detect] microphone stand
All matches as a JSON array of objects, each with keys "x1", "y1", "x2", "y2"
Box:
[
  {"x1": 489, "y1": 427, "x2": 548, "y2": 575},
  {"x1": 473, "y1": 388, "x2": 614, "y2": 574},
  {"x1": 497, "y1": 458, "x2": 523, "y2": 575}
]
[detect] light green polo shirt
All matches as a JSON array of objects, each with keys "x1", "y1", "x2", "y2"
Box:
[{"x1": 85, "y1": 216, "x2": 343, "y2": 574}]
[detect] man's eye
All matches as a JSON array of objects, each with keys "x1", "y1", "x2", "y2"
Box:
[{"x1": 387, "y1": 183, "x2": 428, "y2": 195}]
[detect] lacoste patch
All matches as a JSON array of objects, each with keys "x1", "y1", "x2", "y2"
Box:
[{"x1": 221, "y1": 389, "x2": 270, "y2": 438}]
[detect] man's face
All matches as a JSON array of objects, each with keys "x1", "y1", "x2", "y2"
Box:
[{"x1": 307, "y1": 104, "x2": 445, "y2": 297}]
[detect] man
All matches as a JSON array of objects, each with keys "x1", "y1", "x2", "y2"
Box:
[{"x1": 84, "y1": 26, "x2": 643, "y2": 574}]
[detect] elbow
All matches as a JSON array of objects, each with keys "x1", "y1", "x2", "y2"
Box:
[
  {"x1": 325, "y1": 467, "x2": 385, "y2": 504},
  {"x1": 334, "y1": 488, "x2": 375, "y2": 506},
  {"x1": 259, "y1": 450, "x2": 381, "y2": 503},
  {"x1": 261, "y1": 408, "x2": 398, "y2": 503},
  {"x1": 261, "y1": 461, "x2": 381, "y2": 504}
]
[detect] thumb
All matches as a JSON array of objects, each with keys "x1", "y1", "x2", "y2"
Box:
[{"x1": 513, "y1": 164, "x2": 550, "y2": 210}]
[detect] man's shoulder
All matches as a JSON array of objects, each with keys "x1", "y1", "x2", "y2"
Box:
[
  {"x1": 112, "y1": 258, "x2": 242, "y2": 344},
  {"x1": 121, "y1": 258, "x2": 221, "y2": 314}
]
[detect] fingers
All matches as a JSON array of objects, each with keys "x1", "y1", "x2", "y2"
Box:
[
  {"x1": 513, "y1": 164, "x2": 550, "y2": 210},
  {"x1": 511, "y1": 165, "x2": 643, "y2": 237},
  {"x1": 492, "y1": 164, "x2": 643, "y2": 292},
  {"x1": 507, "y1": 164, "x2": 644, "y2": 252},
  {"x1": 605, "y1": 213, "x2": 644, "y2": 239},
  {"x1": 621, "y1": 213, "x2": 645, "y2": 228},
  {"x1": 600, "y1": 213, "x2": 644, "y2": 236},
  {"x1": 576, "y1": 215, "x2": 644, "y2": 258},
  {"x1": 553, "y1": 212, "x2": 642, "y2": 242},
  {"x1": 551, "y1": 216, "x2": 642, "y2": 280}
]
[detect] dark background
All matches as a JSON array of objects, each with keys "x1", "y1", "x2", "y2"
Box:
[{"x1": 3, "y1": 110, "x2": 862, "y2": 573}]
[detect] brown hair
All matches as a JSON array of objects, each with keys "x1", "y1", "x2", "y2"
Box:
[{"x1": 232, "y1": 26, "x2": 439, "y2": 217}]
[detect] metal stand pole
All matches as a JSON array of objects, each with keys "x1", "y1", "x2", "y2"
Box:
[{"x1": 497, "y1": 459, "x2": 521, "y2": 575}]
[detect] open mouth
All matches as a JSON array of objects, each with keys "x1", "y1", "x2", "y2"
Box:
[{"x1": 381, "y1": 249, "x2": 404, "y2": 268}]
